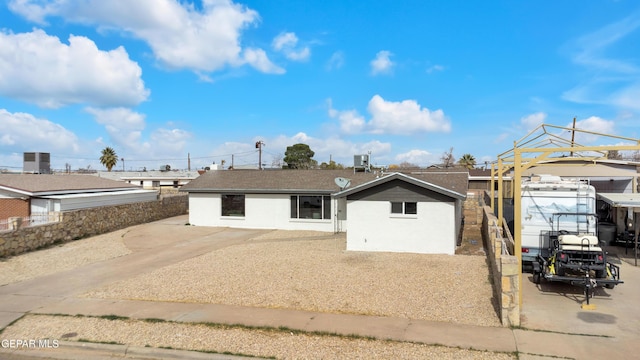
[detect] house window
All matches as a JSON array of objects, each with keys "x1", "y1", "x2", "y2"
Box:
[
  {"x1": 173, "y1": 180, "x2": 179, "y2": 188},
  {"x1": 291, "y1": 195, "x2": 331, "y2": 219},
  {"x1": 391, "y1": 201, "x2": 417, "y2": 215},
  {"x1": 152, "y1": 181, "x2": 160, "y2": 187},
  {"x1": 222, "y1": 194, "x2": 245, "y2": 217}
]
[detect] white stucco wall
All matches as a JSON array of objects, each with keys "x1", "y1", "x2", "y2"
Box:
[
  {"x1": 346, "y1": 200, "x2": 456, "y2": 254},
  {"x1": 188, "y1": 193, "x2": 335, "y2": 232}
]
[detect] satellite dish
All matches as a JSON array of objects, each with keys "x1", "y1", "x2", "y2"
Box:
[{"x1": 334, "y1": 177, "x2": 351, "y2": 190}]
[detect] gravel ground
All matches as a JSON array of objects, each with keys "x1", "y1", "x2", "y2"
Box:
[
  {"x1": 0, "y1": 229, "x2": 131, "y2": 286},
  {"x1": 1, "y1": 225, "x2": 506, "y2": 359},
  {"x1": 85, "y1": 232, "x2": 500, "y2": 327},
  {"x1": 1, "y1": 315, "x2": 515, "y2": 360}
]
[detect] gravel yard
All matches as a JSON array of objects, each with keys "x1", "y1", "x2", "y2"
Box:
[
  {"x1": 0, "y1": 229, "x2": 131, "y2": 286},
  {"x1": 85, "y1": 231, "x2": 500, "y2": 327},
  {"x1": 1, "y1": 223, "x2": 506, "y2": 359},
  {"x1": 2, "y1": 314, "x2": 515, "y2": 360}
]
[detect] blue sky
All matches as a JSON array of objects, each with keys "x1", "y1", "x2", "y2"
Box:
[{"x1": 1, "y1": 0, "x2": 639, "y2": 171}]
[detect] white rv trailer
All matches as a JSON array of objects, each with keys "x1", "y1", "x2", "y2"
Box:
[{"x1": 520, "y1": 175, "x2": 597, "y2": 266}]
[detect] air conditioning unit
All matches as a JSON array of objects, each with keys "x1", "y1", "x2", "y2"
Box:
[
  {"x1": 23, "y1": 152, "x2": 51, "y2": 174},
  {"x1": 354, "y1": 154, "x2": 369, "y2": 171}
]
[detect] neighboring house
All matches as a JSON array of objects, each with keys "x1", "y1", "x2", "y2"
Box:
[
  {"x1": 523, "y1": 159, "x2": 639, "y2": 193},
  {"x1": 0, "y1": 174, "x2": 157, "y2": 221},
  {"x1": 93, "y1": 170, "x2": 200, "y2": 191},
  {"x1": 180, "y1": 169, "x2": 468, "y2": 254}
]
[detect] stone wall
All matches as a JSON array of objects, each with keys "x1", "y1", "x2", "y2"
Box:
[
  {"x1": 463, "y1": 190, "x2": 485, "y2": 226},
  {"x1": 482, "y1": 205, "x2": 520, "y2": 327},
  {"x1": 0, "y1": 194, "x2": 188, "y2": 258}
]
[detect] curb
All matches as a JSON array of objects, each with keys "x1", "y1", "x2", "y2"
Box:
[{"x1": 0, "y1": 341, "x2": 261, "y2": 360}]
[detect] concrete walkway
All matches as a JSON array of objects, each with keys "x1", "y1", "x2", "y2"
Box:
[{"x1": 1, "y1": 216, "x2": 638, "y2": 360}]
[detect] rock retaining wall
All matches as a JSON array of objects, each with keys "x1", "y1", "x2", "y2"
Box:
[
  {"x1": 0, "y1": 195, "x2": 188, "y2": 258},
  {"x1": 482, "y1": 205, "x2": 520, "y2": 327}
]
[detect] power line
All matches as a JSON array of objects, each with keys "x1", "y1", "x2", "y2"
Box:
[{"x1": 50, "y1": 150, "x2": 259, "y2": 163}]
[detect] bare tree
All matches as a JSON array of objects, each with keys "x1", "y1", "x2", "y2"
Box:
[
  {"x1": 440, "y1": 147, "x2": 455, "y2": 168},
  {"x1": 271, "y1": 153, "x2": 283, "y2": 168}
]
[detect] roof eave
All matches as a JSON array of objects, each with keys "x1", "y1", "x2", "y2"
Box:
[{"x1": 181, "y1": 188, "x2": 334, "y2": 194}]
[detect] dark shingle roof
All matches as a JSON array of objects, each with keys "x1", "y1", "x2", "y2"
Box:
[
  {"x1": 180, "y1": 169, "x2": 468, "y2": 195},
  {"x1": 0, "y1": 174, "x2": 139, "y2": 195},
  {"x1": 334, "y1": 172, "x2": 467, "y2": 200}
]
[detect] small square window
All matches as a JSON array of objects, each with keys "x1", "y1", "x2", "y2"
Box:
[
  {"x1": 405, "y1": 202, "x2": 417, "y2": 214},
  {"x1": 391, "y1": 202, "x2": 403, "y2": 214}
]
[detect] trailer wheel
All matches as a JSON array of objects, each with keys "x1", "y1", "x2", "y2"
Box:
[
  {"x1": 555, "y1": 263, "x2": 565, "y2": 276},
  {"x1": 533, "y1": 272, "x2": 541, "y2": 284},
  {"x1": 605, "y1": 283, "x2": 615, "y2": 289}
]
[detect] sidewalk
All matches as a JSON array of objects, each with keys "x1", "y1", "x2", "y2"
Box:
[{"x1": 2, "y1": 295, "x2": 632, "y2": 360}]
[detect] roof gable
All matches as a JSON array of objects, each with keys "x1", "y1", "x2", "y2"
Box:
[{"x1": 333, "y1": 172, "x2": 466, "y2": 200}]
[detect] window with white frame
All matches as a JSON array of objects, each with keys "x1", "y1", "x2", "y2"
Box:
[
  {"x1": 290, "y1": 195, "x2": 331, "y2": 219},
  {"x1": 390, "y1": 201, "x2": 417, "y2": 215}
]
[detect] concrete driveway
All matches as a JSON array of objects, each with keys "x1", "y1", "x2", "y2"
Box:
[
  {"x1": 519, "y1": 246, "x2": 640, "y2": 358},
  {"x1": 0, "y1": 215, "x2": 270, "y2": 329}
]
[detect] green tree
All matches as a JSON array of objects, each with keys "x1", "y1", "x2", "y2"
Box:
[
  {"x1": 458, "y1": 153, "x2": 476, "y2": 169},
  {"x1": 284, "y1": 143, "x2": 317, "y2": 169},
  {"x1": 100, "y1": 146, "x2": 118, "y2": 172}
]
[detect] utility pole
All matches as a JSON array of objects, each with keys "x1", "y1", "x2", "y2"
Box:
[
  {"x1": 570, "y1": 116, "x2": 576, "y2": 157},
  {"x1": 188, "y1": 153, "x2": 191, "y2": 171},
  {"x1": 121, "y1": 158, "x2": 125, "y2": 172},
  {"x1": 255, "y1": 140, "x2": 265, "y2": 170}
]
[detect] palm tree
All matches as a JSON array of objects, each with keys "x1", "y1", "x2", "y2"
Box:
[
  {"x1": 458, "y1": 153, "x2": 476, "y2": 169},
  {"x1": 100, "y1": 147, "x2": 118, "y2": 172}
]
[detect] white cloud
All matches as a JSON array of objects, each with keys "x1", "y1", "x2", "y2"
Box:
[
  {"x1": 86, "y1": 107, "x2": 147, "y2": 151},
  {"x1": 426, "y1": 65, "x2": 444, "y2": 74},
  {"x1": 150, "y1": 128, "x2": 192, "y2": 154},
  {"x1": 328, "y1": 95, "x2": 451, "y2": 135},
  {"x1": 370, "y1": 50, "x2": 394, "y2": 75},
  {"x1": 263, "y1": 132, "x2": 392, "y2": 167},
  {"x1": 9, "y1": 0, "x2": 282, "y2": 74},
  {"x1": 563, "y1": 11, "x2": 640, "y2": 110},
  {"x1": 243, "y1": 48, "x2": 285, "y2": 74},
  {"x1": 563, "y1": 116, "x2": 616, "y2": 144},
  {"x1": 0, "y1": 29, "x2": 148, "y2": 108},
  {"x1": 326, "y1": 51, "x2": 344, "y2": 71},
  {"x1": 327, "y1": 99, "x2": 365, "y2": 134},
  {"x1": 520, "y1": 112, "x2": 547, "y2": 131},
  {"x1": 395, "y1": 149, "x2": 437, "y2": 166},
  {"x1": 272, "y1": 32, "x2": 297, "y2": 51},
  {"x1": 271, "y1": 32, "x2": 310, "y2": 62},
  {"x1": 0, "y1": 109, "x2": 79, "y2": 152},
  {"x1": 367, "y1": 95, "x2": 451, "y2": 135}
]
